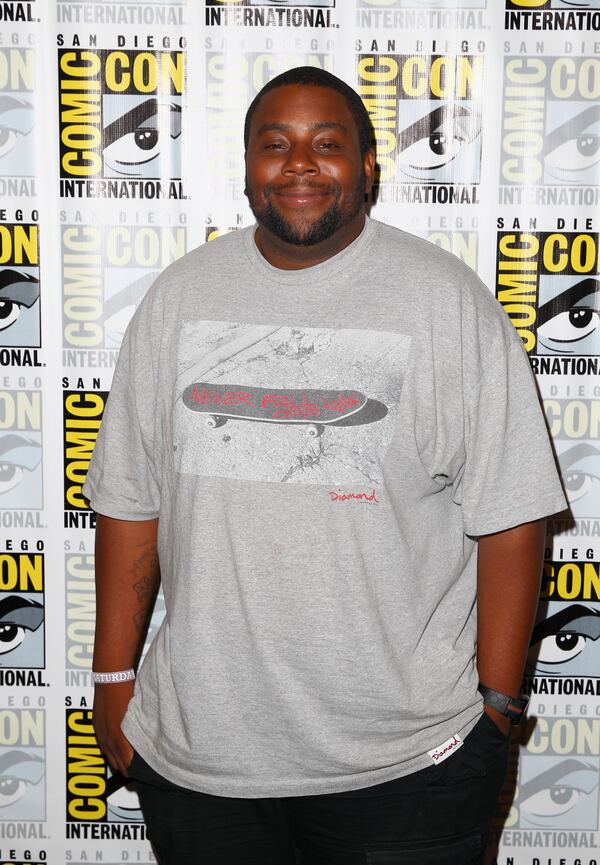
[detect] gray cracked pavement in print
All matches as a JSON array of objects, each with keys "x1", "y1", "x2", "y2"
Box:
[{"x1": 175, "y1": 321, "x2": 410, "y2": 486}]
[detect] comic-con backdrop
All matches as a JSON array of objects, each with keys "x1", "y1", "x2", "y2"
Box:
[{"x1": 0, "y1": 0, "x2": 598, "y2": 863}]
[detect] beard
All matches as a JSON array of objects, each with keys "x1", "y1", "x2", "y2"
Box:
[{"x1": 245, "y1": 171, "x2": 366, "y2": 247}]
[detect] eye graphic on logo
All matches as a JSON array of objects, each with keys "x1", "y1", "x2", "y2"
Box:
[
  {"x1": 0, "y1": 595, "x2": 44, "y2": 656},
  {"x1": 0, "y1": 749, "x2": 44, "y2": 809},
  {"x1": 537, "y1": 278, "x2": 600, "y2": 355},
  {"x1": 103, "y1": 99, "x2": 181, "y2": 178},
  {"x1": 0, "y1": 433, "x2": 42, "y2": 496},
  {"x1": 556, "y1": 442, "x2": 600, "y2": 514},
  {"x1": 106, "y1": 769, "x2": 143, "y2": 822},
  {"x1": 544, "y1": 105, "x2": 600, "y2": 183},
  {"x1": 397, "y1": 104, "x2": 481, "y2": 180},
  {"x1": 555, "y1": 1, "x2": 600, "y2": 8},
  {"x1": 520, "y1": 759, "x2": 599, "y2": 828},
  {"x1": 0, "y1": 270, "x2": 40, "y2": 333},
  {"x1": 529, "y1": 604, "x2": 600, "y2": 673},
  {"x1": 0, "y1": 96, "x2": 34, "y2": 161}
]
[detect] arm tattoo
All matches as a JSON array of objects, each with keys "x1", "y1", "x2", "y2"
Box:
[{"x1": 131, "y1": 542, "x2": 159, "y2": 635}]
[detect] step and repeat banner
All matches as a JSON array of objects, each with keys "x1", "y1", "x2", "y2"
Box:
[{"x1": 0, "y1": 0, "x2": 598, "y2": 863}]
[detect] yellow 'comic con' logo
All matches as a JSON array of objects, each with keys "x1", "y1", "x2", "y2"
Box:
[
  {"x1": 58, "y1": 49, "x2": 185, "y2": 199},
  {"x1": 496, "y1": 231, "x2": 600, "y2": 355},
  {"x1": 357, "y1": 53, "x2": 483, "y2": 203}
]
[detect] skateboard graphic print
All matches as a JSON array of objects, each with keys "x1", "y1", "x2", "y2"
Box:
[
  {"x1": 175, "y1": 321, "x2": 411, "y2": 486},
  {"x1": 182, "y1": 383, "x2": 368, "y2": 438}
]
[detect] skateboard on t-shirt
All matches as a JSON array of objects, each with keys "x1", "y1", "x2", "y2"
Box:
[{"x1": 182, "y1": 382, "x2": 367, "y2": 438}]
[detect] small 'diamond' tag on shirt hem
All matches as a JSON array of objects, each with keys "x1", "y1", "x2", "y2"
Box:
[{"x1": 427, "y1": 734, "x2": 463, "y2": 765}]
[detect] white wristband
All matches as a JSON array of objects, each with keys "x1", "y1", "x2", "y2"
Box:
[{"x1": 92, "y1": 669, "x2": 136, "y2": 684}]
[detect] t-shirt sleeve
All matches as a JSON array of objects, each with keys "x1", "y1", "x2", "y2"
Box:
[
  {"x1": 82, "y1": 297, "x2": 161, "y2": 521},
  {"x1": 456, "y1": 341, "x2": 568, "y2": 536}
]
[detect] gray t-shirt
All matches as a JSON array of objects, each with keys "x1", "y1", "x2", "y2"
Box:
[{"x1": 83, "y1": 218, "x2": 567, "y2": 797}]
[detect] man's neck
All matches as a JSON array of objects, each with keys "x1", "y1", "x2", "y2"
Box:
[{"x1": 254, "y1": 212, "x2": 366, "y2": 271}]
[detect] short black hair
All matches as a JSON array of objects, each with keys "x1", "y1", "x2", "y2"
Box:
[{"x1": 244, "y1": 66, "x2": 373, "y2": 157}]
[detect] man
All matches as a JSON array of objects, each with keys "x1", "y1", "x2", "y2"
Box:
[{"x1": 85, "y1": 67, "x2": 566, "y2": 864}]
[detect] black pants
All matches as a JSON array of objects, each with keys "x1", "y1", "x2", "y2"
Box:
[{"x1": 129, "y1": 713, "x2": 508, "y2": 865}]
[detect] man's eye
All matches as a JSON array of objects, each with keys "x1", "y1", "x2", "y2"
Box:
[
  {"x1": 316, "y1": 141, "x2": 339, "y2": 151},
  {"x1": 538, "y1": 307, "x2": 600, "y2": 346},
  {"x1": 534, "y1": 631, "x2": 587, "y2": 664},
  {"x1": 0, "y1": 300, "x2": 22, "y2": 331},
  {"x1": 0, "y1": 623, "x2": 26, "y2": 655}
]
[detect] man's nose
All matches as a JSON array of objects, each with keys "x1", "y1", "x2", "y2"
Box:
[{"x1": 283, "y1": 141, "x2": 318, "y2": 175}]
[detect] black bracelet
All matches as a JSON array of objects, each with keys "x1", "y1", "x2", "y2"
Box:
[{"x1": 478, "y1": 683, "x2": 529, "y2": 725}]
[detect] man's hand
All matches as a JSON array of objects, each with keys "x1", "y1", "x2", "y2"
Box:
[
  {"x1": 93, "y1": 681, "x2": 135, "y2": 776},
  {"x1": 483, "y1": 704, "x2": 511, "y2": 737}
]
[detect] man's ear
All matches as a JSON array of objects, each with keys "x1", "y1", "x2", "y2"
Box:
[{"x1": 363, "y1": 149, "x2": 376, "y2": 195}]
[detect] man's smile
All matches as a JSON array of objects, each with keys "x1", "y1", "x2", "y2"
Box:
[{"x1": 268, "y1": 182, "x2": 336, "y2": 207}]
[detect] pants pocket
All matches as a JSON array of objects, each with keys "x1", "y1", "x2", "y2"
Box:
[
  {"x1": 365, "y1": 829, "x2": 482, "y2": 864},
  {"x1": 426, "y1": 713, "x2": 510, "y2": 785}
]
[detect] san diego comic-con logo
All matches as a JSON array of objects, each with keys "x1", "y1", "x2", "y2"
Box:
[
  {"x1": 356, "y1": 53, "x2": 484, "y2": 204},
  {"x1": 527, "y1": 597, "x2": 600, "y2": 682},
  {"x1": 502, "y1": 718, "x2": 600, "y2": 834},
  {"x1": 542, "y1": 398, "x2": 600, "y2": 529},
  {"x1": 500, "y1": 56, "x2": 600, "y2": 204},
  {"x1": 66, "y1": 708, "x2": 146, "y2": 839},
  {"x1": 62, "y1": 221, "x2": 186, "y2": 365},
  {"x1": 525, "y1": 553, "x2": 600, "y2": 684},
  {"x1": 0, "y1": 552, "x2": 44, "y2": 674},
  {"x1": 63, "y1": 389, "x2": 107, "y2": 530},
  {"x1": 506, "y1": 0, "x2": 600, "y2": 33},
  {"x1": 495, "y1": 230, "x2": 600, "y2": 359},
  {"x1": 0, "y1": 389, "x2": 42, "y2": 512},
  {"x1": 0, "y1": 708, "x2": 45, "y2": 822},
  {"x1": 0, "y1": 48, "x2": 35, "y2": 189},
  {"x1": 0, "y1": 223, "x2": 39, "y2": 350},
  {"x1": 205, "y1": 0, "x2": 336, "y2": 30},
  {"x1": 58, "y1": 49, "x2": 185, "y2": 200},
  {"x1": 206, "y1": 53, "x2": 332, "y2": 202}
]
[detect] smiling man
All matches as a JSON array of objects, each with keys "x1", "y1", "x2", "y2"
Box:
[{"x1": 85, "y1": 67, "x2": 567, "y2": 865}]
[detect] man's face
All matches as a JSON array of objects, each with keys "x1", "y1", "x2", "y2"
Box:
[{"x1": 244, "y1": 85, "x2": 373, "y2": 247}]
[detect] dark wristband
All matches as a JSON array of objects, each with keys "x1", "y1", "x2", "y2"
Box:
[{"x1": 478, "y1": 683, "x2": 529, "y2": 725}]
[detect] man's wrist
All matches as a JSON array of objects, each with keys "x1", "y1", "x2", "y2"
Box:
[
  {"x1": 92, "y1": 669, "x2": 136, "y2": 684},
  {"x1": 478, "y1": 682, "x2": 529, "y2": 725}
]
